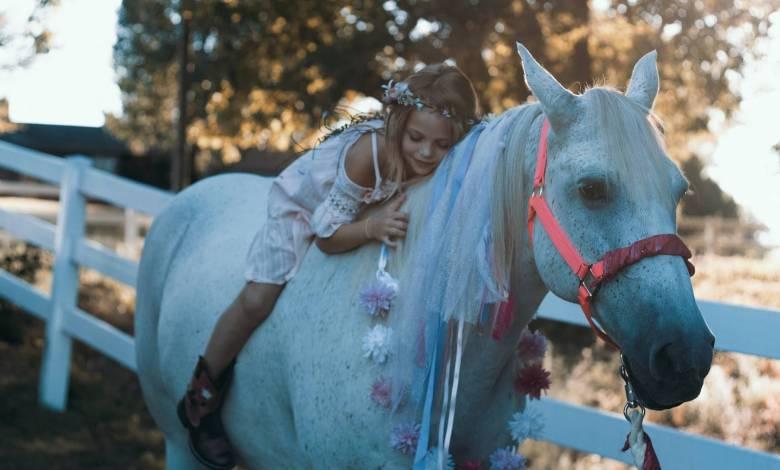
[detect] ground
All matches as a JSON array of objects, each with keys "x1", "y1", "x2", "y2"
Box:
[
  {"x1": 0, "y1": 314, "x2": 165, "y2": 470},
  {"x1": 0, "y1": 253, "x2": 165, "y2": 470}
]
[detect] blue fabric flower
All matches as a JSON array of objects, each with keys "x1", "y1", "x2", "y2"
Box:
[{"x1": 488, "y1": 447, "x2": 527, "y2": 470}]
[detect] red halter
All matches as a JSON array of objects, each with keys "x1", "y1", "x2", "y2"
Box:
[{"x1": 527, "y1": 119, "x2": 695, "y2": 350}]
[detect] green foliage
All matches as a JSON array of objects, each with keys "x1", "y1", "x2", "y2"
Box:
[
  {"x1": 594, "y1": 0, "x2": 780, "y2": 156},
  {"x1": 0, "y1": 0, "x2": 57, "y2": 70},
  {"x1": 112, "y1": 0, "x2": 397, "y2": 154},
  {"x1": 681, "y1": 154, "x2": 738, "y2": 218},
  {"x1": 111, "y1": 0, "x2": 779, "y2": 221}
]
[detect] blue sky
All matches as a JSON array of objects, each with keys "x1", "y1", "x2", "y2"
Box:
[{"x1": 1, "y1": 0, "x2": 778, "y2": 252}]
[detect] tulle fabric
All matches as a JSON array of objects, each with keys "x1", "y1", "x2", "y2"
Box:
[{"x1": 386, "y1": 108, "x2": 526, "y2": 414}]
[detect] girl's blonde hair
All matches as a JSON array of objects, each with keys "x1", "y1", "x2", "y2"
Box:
[{"x1": 383, "y1": 64, "x2": 481, "y2": 188}]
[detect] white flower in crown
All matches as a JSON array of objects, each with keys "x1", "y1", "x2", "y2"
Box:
[
  {"x1": 382, "y1": 79, "x2": 424, "y2": 110},
  {"x1": 362, "y1": 324, "x2": 393, "y2": 364},
  {"x1": 507, "y1": 402, "x2": 545, "y2": 443}
]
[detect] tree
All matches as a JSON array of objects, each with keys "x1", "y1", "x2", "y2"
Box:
[
  {"x1": 0, "y1": 98, "x2": 17, "y2": 133},
  {"x1": 0, "y1": 0, "x2": 57, "y2": 71},
  {"x1": 112, "y1": 0, "x2": 398, "y2": 170},
  {"x1": 110, "y1": 0, "x2": 779, "y2": 192},
  {"x1": 591, "y1": 0, "x2": 780, "y2": 156},
  {"x1": 0, "y1": 1, "x2": 57, "y2": 134},
  {"x1": 680, "y1": 154, "x2": 738, "y2": 218}
]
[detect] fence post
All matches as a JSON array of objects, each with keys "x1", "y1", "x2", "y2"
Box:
[{"x1": 39, "y1": 156, "x2": 91, "y2": 411}]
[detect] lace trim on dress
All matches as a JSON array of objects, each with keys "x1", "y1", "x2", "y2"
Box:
[{"x1": 312, "y1": 123, "x2": 395, "y2": 238}]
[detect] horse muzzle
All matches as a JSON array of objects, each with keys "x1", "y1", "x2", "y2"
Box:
[{"x1": 622, "y1": 350, "x2": 710, "y2": 410}]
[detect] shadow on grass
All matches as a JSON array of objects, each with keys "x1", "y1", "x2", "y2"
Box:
[{"x1": 0, "y1": 314, "x2": 165, "y2": 470}]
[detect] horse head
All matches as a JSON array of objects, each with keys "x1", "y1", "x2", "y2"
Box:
[{"x1": 517, "y1": 44, "x2": 714, "y2": 410}]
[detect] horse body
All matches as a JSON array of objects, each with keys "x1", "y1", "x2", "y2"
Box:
[
  {"x1": 136, "y1": 45, "x2": 714, "y2": 468},
  {"x1": 136, "y1": 173, "x2": 539, "y2": 468}
]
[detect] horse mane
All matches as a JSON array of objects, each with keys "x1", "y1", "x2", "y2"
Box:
[
  {"x1": 583, "y1": 87, "x2": 678, "y2": 208},
  {"x1": 490, "y1": 104, "x2": 544, "y2": 295}
]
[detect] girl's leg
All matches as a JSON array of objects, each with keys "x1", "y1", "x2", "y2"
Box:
[
  {"x1": 178, "y1": 281, "x2": 283, "y2": 469},
  {"x1": 202, "y1": 281, "x2": 284, "y2": 378}
]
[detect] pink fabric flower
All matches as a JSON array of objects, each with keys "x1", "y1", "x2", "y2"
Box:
[
  {"x1": 516, "y1": 328, "x2": 547, "y2": 366},
  {"x1": 513, "y1": 364, "x2": 551, "y2": 400},
  {"x1": 390, "y1": 421, "x2": 420, "y2": 455},
  {"x1": 359, "y1": 280, "x2": 396, "y2": 317},
  {"x1": 370, "y1": 376, "x2": 392, "y2": 409}
]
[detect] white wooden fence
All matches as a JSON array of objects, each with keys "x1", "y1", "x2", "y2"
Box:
[
  {"x1": 0, "y1": 140, "x2": 171, "y2": 410},
  {"x1": 1, "y1": 139, "x2": 779, "y2": 469}
]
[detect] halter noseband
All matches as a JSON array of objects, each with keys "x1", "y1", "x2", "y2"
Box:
[{"x1": 527, "y1": 119, "x2": 695, "y2": 350}]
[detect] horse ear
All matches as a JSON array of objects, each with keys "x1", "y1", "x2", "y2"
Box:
[
  {"x1": 516, "y1": 42, "x2": 581, "y2": 129},
  {"x1": 626, "y1": 50, "x2": 659, "y2": 111}
]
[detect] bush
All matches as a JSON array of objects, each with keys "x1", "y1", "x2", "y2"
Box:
[{"x1": 0, "y1": 241, "x2": 48, "y2": 345}]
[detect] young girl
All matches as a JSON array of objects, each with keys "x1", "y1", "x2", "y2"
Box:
[{"x1": 177, "y1": 64, "x2": 480, "y2": 469}]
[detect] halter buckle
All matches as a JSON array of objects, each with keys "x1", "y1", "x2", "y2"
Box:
[
  {"x1": 531, "y1": 185, "x2": 544, "y2": 198},
  {"x1": 579, "y1": 265, "x2": 600, "y2": 299}
]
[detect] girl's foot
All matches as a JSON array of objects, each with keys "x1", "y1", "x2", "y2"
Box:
[{"x1": 176, "y1": 356, "x2": 236, "y2": 470}]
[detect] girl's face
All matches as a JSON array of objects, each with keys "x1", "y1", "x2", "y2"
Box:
[{"x1": 401, "y1": 109, "x2": 453, "y2": 178}]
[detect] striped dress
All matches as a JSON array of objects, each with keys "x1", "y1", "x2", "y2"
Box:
[{"x1": 245, "y1": 120, "x2": 395, "y2": 284}]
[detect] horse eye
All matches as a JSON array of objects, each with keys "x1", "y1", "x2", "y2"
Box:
[{"x1": 579, "y1": 182, "x2": 607, "y2": 202}]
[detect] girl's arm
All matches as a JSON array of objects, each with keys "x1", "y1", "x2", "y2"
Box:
[
  {"x1": 315, "y1": 196, "x2": 407, "y2": 254},
  {"x1": 315, "y1": 133, "x2": 407, "y2": 254}
]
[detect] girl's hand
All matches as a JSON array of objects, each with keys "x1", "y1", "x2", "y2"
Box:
[{"x1": 365, "y1": 194, "x2": 409, "y2": 247}]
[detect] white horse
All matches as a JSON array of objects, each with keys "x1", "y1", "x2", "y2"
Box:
[{"x1": 135, "y1": 45, "x2": 714, "y2": 468}]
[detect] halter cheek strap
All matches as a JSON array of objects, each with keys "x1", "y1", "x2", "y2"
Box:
[{"x1": 527, "y1": 119, "x2": 695, "y2": 350}]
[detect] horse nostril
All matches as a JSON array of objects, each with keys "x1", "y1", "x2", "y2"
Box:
[{"x1": 650, "y1": 343, "x2": 674, "y2": 380}]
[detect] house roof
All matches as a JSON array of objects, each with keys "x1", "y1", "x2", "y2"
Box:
[{"x1": 0, "y1": 123, "x2": 130, "y2": 158}]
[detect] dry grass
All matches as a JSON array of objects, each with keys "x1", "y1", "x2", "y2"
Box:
[{"x1": 0, "y1": 242, "x2": 164, "y2": 470}]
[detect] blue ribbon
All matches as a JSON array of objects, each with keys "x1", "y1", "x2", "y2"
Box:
[{"x1": 412, "y1": 121, "x2": 487, "y2": 465}]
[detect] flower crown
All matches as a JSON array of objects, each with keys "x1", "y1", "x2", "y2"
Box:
[{"x1": 382, "y1": 79, "x2": 474, "y2": 123}]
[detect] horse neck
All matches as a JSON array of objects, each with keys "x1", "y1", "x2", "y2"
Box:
[{"x1": 460, "y1": 110, "x2": 550, "y2": 383}]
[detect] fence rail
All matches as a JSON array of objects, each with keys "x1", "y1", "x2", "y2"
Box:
[
  {"x1": 0, "y1": 139, "x2": 778, "y2": 468},
  {"x1": 0, "y1": 140, "x2": 172, "y2": 410}
]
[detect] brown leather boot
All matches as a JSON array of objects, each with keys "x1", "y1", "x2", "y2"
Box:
[{"x1": 177, "y1": 356, "x2": 237, "y2": 470}]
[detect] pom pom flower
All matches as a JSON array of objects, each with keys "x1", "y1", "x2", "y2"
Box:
[
  {"x1": 370, "y1": 376, "x2": 392, "y2": 409},
  {"x1": 516, "y1": 328, "x2": 547, "y2": 366},
  {"x1": 362, "y1": 325, "x2": 393, "y2": 364},
  {"x1": 390, "y1": 421, "x2": 420, "y2": 455},
  {"x1": 513, "y1": 363, "x2": 551, "y2": 399},
  {"x1": 359, "y1": 280, "x2": 396, "y2": 317},
  {"x1": 508, "y1": 404, "x2": 545, "y2": 443},
  {"x1": 488, "y1": 447, "x2": 527, "y2": 470}
]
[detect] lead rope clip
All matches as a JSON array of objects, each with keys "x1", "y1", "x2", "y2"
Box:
[{"x1": 619, "y1": 355, "x2": 661, "y2": 470}]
